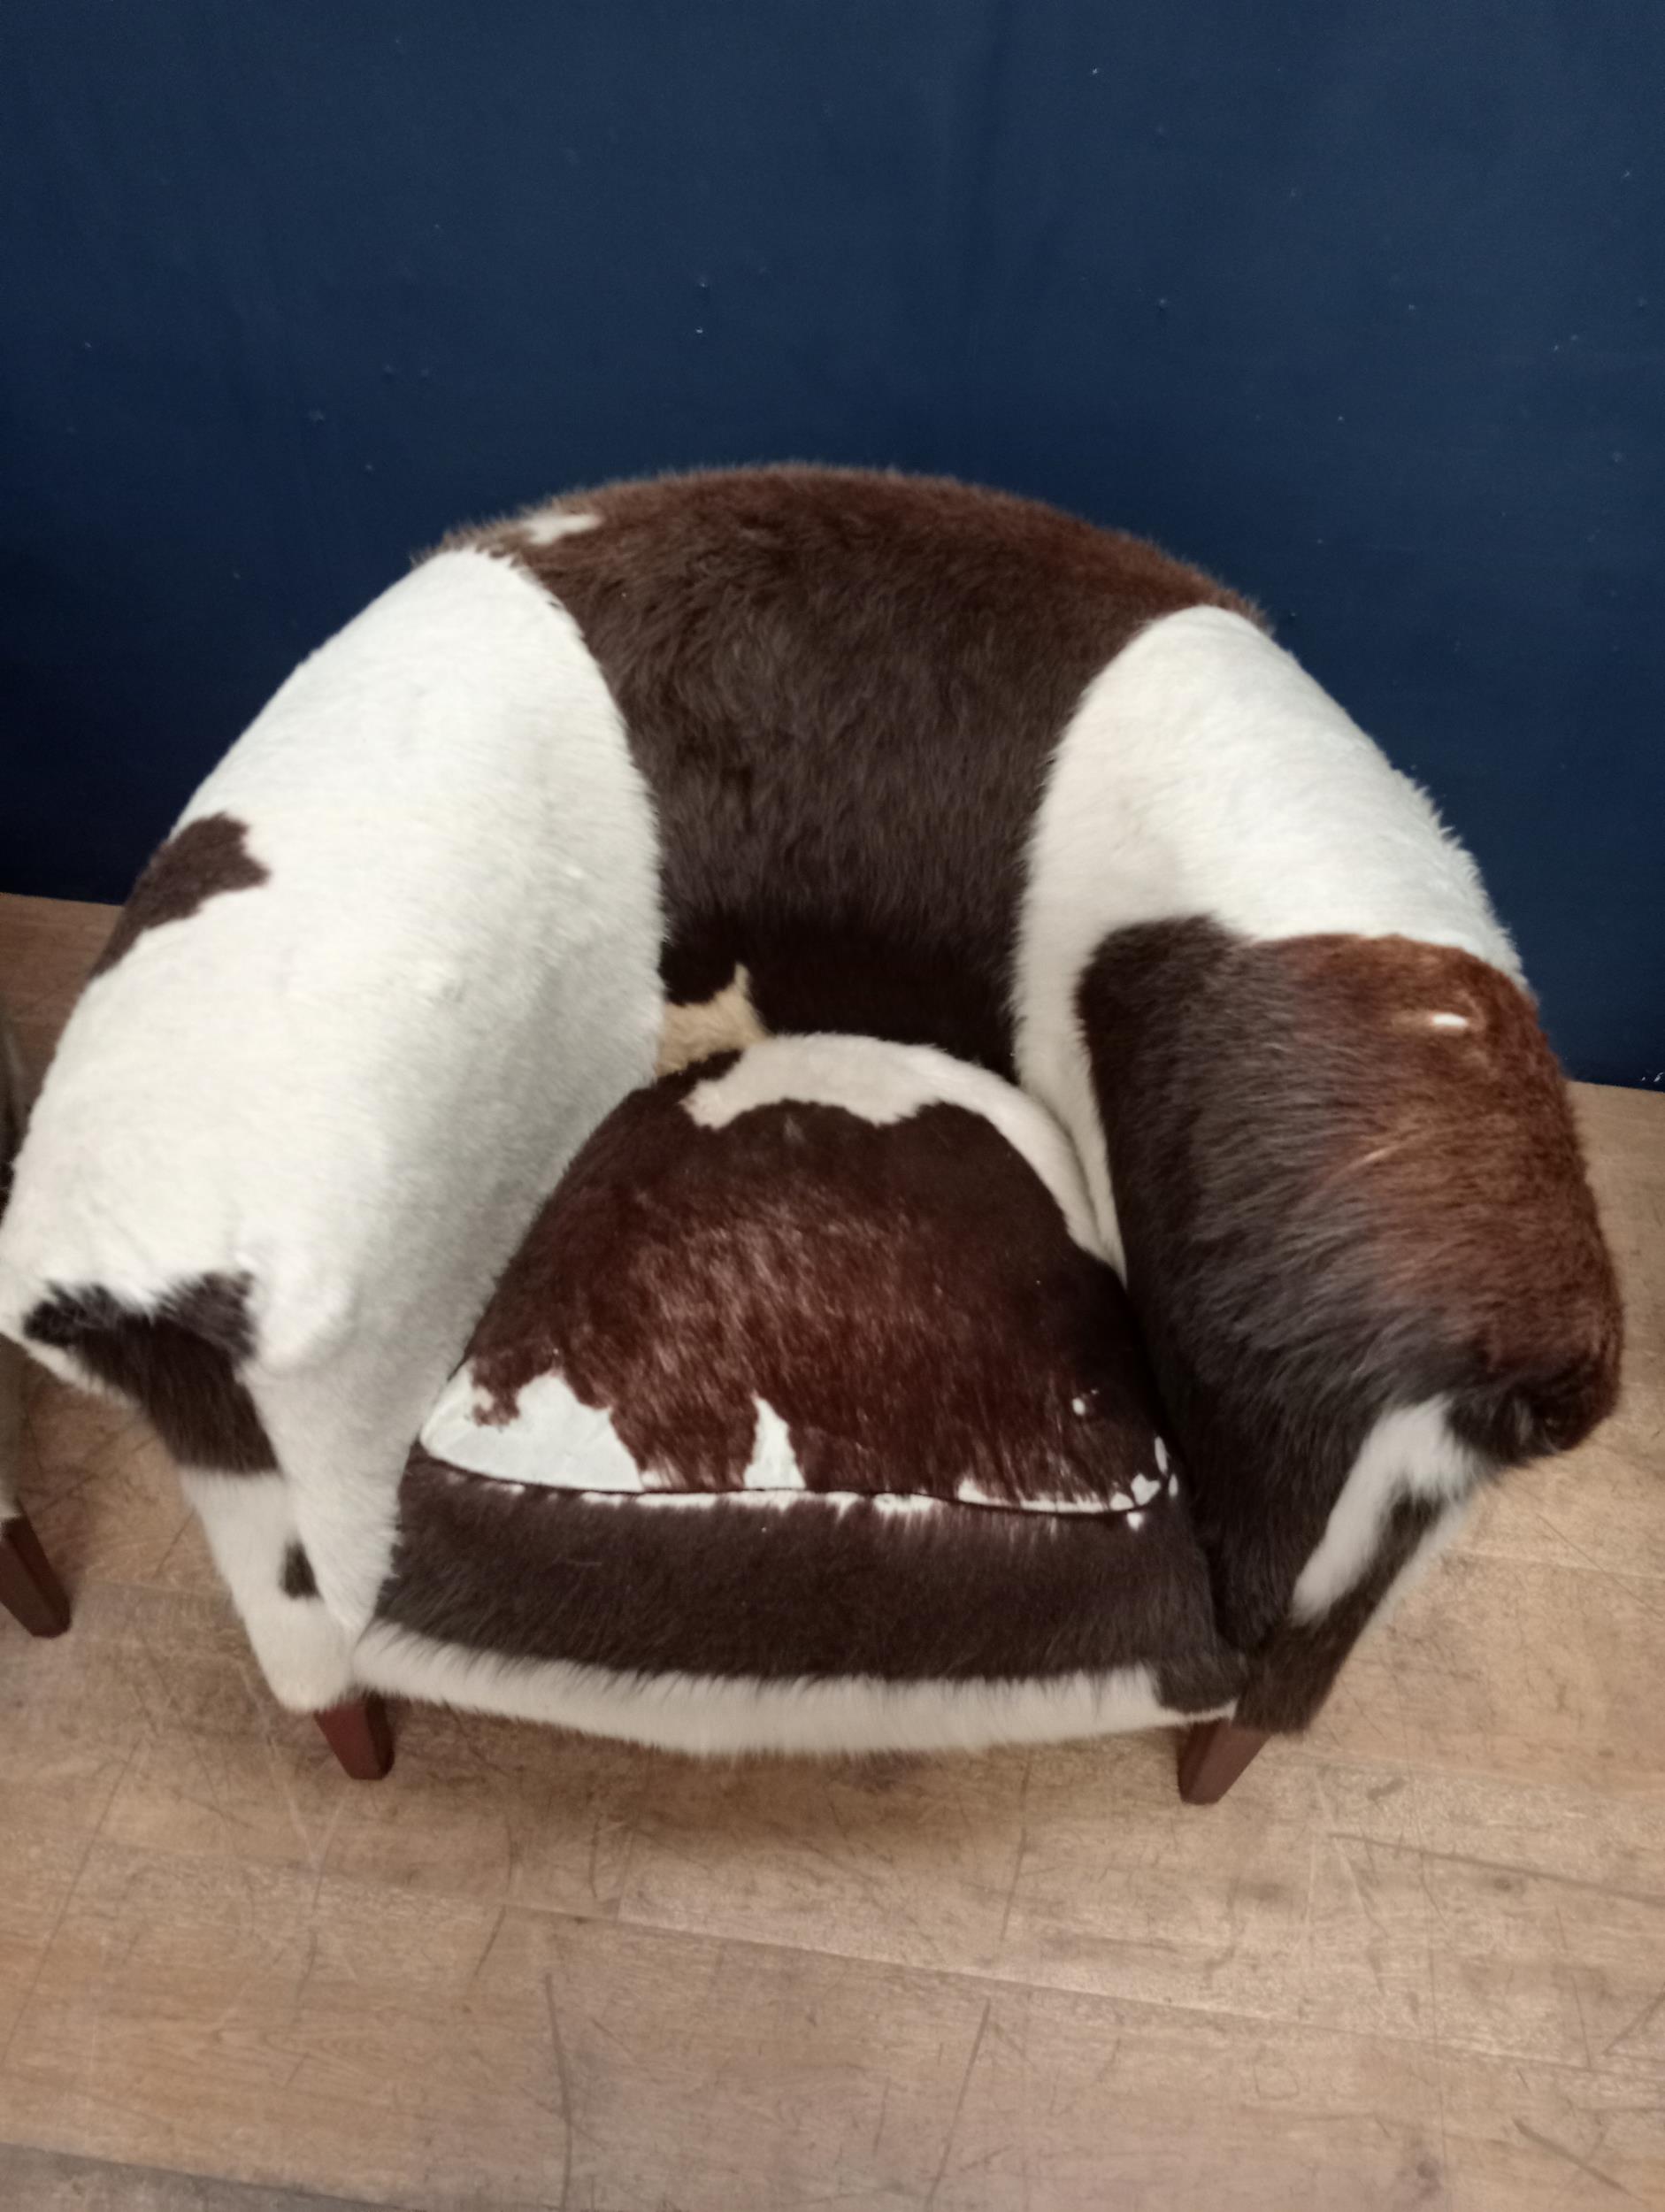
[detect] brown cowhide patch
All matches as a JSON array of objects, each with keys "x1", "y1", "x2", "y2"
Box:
[
  {"x1": 379, "y1": 1450, "x2": 1245, "y2": 1707},
  {"x1": 25, "y1": 1271, "x2": 277, "y2": 1473},
  {"x1": 395, "y1": 1050, "x2": 1244, "y2": 1700},
  {"x1": 92, "y1": 812, "x2": 269, "y2": 979},
  {"x1": 463, "y1": 1060, "x2": 1170, "y2": 1511},
  {"x1": 1080, "y1": 920, "x2": 1622, "y2": 1728},
  {"x1": 457, "y1": 467, "x2": 1256, "y2": 1071},
  {"x1": 280, "y1": 1541, "x2": 318, "y2": 1600}
]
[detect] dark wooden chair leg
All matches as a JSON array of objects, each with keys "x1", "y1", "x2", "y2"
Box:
[
  {"x1": 0, "y1": 1512, "x2": 72, "y2": 1637},
  {"x1": 314, "y1": 1694, "x2": 395, "y2": 1780},
  {"x1": 1177, "y1": 1717, "x2": 1270, "y2": 1805}
]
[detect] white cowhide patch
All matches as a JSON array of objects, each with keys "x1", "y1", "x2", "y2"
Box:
[{"x1": 420, "y1": 1363, "x2": 1170, "y2": 1525}]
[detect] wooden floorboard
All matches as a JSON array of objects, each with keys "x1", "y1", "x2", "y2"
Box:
[
  {"x1": 0, "y1": 2141, "x2": 408, "y2": 2210},
  {"x1": 2, "y1": 888, "x2": 1662, "y2": 2211}
]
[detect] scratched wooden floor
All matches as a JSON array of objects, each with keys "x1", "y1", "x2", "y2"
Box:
[{"x1": 0, "y1": 889, "x2": 1661, "y2": 2212}]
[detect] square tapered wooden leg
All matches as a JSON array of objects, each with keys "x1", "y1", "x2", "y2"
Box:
[
  {"x1": 0, "y1": 1513, "x2": 72, "y2": 1637},
  {"x1": 314, "y1": 1693, "x2": 395, "y2": 1780},
  {"x1": 1177, "y1": 1717, "x2": 1270, "y2": 1804}
]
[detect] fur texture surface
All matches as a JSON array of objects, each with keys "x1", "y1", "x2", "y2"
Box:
[
  {"x1": 1012, "y1": 604, "x2": 1522, "y2": 1264},
  {"x1": 437, "y1": 1045, "x2": 1162, "y2": 1517},
  {"x1": 1289, "y1": 1400, "x2": 1478, "y2": 1623},
  {"x1": 464, "y1": 465, "x2": 1252, "y2": 1071},
  {"x1": 0, "y1": 546, "x2": 665, "y2": 1635},
  {"x1": 1080, "y1": 920, "x2": 1620, "y2": 1726},
  {"x1": 0, "y1": 467, "x2": 1619, "y2": 1752},
  {"x1": 679, "y1": 1033, "x2": 1105, "y2": 1254},
  {"x1": 25, "y1": 1273, "x2": 275, "y2": 1471},
  {"x1": 182, "y1": 1470, "x2": 355, "y2": 1709},
  {"x1": 354, "y1": 1624, "x2": 1233, "y2": 1759},
  {"x1": 656, "y1": 965, "x2": 769, "y2": 1075},
  {"x1": 375, "y1": 1450, "x2": 1243, "y2": 1722},
  {"x1": 90, "y1": 813, "x2": 269, "y2": 979},
  {"x1": 388, "y1": 1030, "x2": 1244, "y2": 1740}
]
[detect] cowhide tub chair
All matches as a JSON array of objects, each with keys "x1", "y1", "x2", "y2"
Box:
[
  {"x1": 0, "y1": 467, "x2": 1620, "y2": 1800},
  {"x1": 0, "y1": 996, "x2": 70, "y2": 1638}
]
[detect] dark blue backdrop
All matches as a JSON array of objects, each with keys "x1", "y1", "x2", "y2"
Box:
[{"x1": 3, "y1": 2, "x2": 1660, "y2": 1083}]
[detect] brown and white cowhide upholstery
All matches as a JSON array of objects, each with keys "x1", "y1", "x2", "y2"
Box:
[
  {"x1": 357, "y1": 1035, "x2": 1244, "y2": 1753},
  {"x1": 0, "y1": 467, "x2": 1620, "y2": 1741}
]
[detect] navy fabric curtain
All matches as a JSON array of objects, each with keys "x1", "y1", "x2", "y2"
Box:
[{"x1": 2, "y1": 1, "x2": 1659, "y2": 1082}]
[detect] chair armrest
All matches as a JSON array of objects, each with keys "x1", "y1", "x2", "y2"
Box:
[
  {"x1": 1082, "y1": 920, "x2": 1620, "y2": 1730},
  {"x1": 0, "y1": 549, "x2": 664, "y2": 1631}
]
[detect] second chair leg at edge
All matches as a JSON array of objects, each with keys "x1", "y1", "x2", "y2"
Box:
[
  {"x1": 1177, "y1": 1717, "x2": 1271, "y2": 1805},
  {"x1": 315, "y1": 1693, "x2": 395, "y2": 1780},
  {"x1": 0, "y1": 1512, "x2": 72, "y2": 1638}
]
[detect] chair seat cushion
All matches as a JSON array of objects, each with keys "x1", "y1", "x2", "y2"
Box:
[{"x1": 370, "y1": 1037, "x2": 1245, "y2": 1753}]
